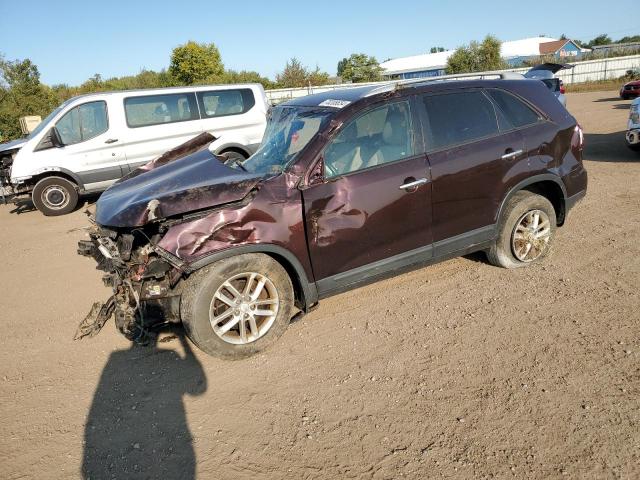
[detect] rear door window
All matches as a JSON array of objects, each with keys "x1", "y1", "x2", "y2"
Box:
[
  {"x1": 56, "y1": 101, "x2": 108, "y2": 145},
  {"x1": 421, "y1": 91, "x2": 499, "y2": 151},
  {"x1": 124, "y1": 93, "x2": 199, "y2": 127},
  {"x1": 196, "y1": 89, "x2": 255, "y2": 118},
  {"x1": 487, "y1": 89, "x2": 541, "y2": 129}
]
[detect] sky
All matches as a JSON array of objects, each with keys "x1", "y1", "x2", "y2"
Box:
[{"x1": 0, "y1": 0, "x2": 637, "y2": 86}]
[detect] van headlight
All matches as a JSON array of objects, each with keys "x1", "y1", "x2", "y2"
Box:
[{"x1": 631, "y1": 104, "x2": 640, "y2": 124}]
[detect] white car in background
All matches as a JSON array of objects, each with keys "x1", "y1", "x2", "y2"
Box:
[
  {"x1": 627, "y1": 97, "x2": 640, "y2": 151},
  {"x1": 0, "y1": 84, "x2": 269, "y2": 215}
]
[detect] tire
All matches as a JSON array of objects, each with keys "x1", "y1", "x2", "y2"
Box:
[
  {"x1": 487, "y1": 191, "x2": 557, "y2": 269},
  {"x1": 181, "y1": 253, "x2": 294, "y2": 359},
  {"x1": 32, "y1": 176, "x2": 79, "y2": 216},
  {"x1": 219, "y1": 148, "x2": 248, "y2": 163}
]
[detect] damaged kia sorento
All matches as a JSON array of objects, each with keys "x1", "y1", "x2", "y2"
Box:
[{"x1": 78, "y1": 78, "x2": 587, "y2": 359}]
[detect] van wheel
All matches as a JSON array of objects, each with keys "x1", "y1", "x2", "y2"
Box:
[
  {"x1": 32, "y1": 176, "x2": 79, "y2": 216},
  {"x1": 181, "y1": 253, "x2": 294, "y2": 359},
  {"x1": 487, "y1": 191, "x2": 556, "y2": 269}
]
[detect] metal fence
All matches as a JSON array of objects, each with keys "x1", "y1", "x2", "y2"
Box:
[{"x1": 265, "y1": 54, "x2": 640, "y2": 105}]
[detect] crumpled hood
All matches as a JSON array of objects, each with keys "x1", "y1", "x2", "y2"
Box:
[
  {"x1": 0, "y1": 138, "x2": 27, "y2": 154},
  {"x1": 95, "y1": 148, "x2": 262, "y2": 227}
]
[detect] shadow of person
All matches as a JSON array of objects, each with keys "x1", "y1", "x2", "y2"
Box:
[{"x1": 82, "y1": 329, "x2": 206, "y2": 479}]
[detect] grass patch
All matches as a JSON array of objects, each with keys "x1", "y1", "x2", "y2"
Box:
[{"x1": 566, "y1": 79, "x2": 623, "y2": 93}]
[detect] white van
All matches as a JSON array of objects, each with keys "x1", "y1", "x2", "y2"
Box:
[{"x1": 0, "y1": 83, "x2": 268, "y2": 215}]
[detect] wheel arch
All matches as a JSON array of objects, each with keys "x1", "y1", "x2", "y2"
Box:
[
  {"x1": 215, "y1": 144, "x2": 251, "y2": 159},
  {"x1": 29, "y1": 168, "x2": 84, "y2": 191},
  {"x1": 186, "y1": 244, "x2": 318, "y2": 312},
  {"x1": 497, "y1": 174, "x2": 567, "y2": 227}
]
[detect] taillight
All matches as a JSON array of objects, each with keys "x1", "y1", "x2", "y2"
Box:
[
  {"x1": 571, "y1": 124, "x2": 584, "y2": 152},
  {"x1": 560, "y1": 80, "x2": 566, "y2": 95}
]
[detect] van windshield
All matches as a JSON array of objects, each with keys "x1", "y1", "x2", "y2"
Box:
[
  {"x1": 240, "y1": 106, "x2": 335, "y2": 175},
  {"x1": 27, "y1": 97, "x2": 76, "y2": 139}
]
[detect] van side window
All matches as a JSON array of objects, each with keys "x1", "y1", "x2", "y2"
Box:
[
  {"x1": 56, "y1": 101, "x2": 108, "y2": 145},
  {"x1": 124, "y1": 93, "x2": 199, "y2": 128},
  {"x1": 196, "y1": 89, "x2": 255, "y2": 118},
  {"x1": 422, "y1": 91, "x2": 499, "y2": 151},
  {"x1": 324, "y1": 101, "x2": 414, "y2": 177},
  {"x1": 487, "y1": 89, "x2": 541, "y2": 129}
]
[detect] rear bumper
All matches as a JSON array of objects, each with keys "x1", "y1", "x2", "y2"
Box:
[{"x1": 566, "y1": 189, "x2": 586, "y2": 214}]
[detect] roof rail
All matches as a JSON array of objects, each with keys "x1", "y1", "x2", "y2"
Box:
[{"x1": 363, "y1": 70, "x2": 525, "y2": 97}]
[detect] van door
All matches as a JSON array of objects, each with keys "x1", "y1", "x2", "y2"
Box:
[
  {"x1": 120, "y1": 92, "x2": 201, "y2": 171},
  {"x1": 34, "y1": 99, "x2": 128, "y2": 192}
]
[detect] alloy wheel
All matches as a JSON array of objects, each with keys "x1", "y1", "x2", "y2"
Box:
[
  {"x1": 209, "y1": 272, "x2": 279, "y2": 345},
  {"x1": 511, "y1": 209, "x2": 552, "y2": 262}
]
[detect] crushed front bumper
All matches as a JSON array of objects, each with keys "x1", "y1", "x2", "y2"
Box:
[{"x1": 76, "y1": 225, "x2": 184, "y2": 343}]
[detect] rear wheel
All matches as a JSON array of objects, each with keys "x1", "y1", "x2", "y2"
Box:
[
  {"x1": 181, "y1": 253, "x2": 294, "y2": 359},
  {"x1": 32, "y1": 176, "x2": 79, "y2": 216},
  {"x1": 487, "y1": 191, "x2": 556, "y2": 269}
]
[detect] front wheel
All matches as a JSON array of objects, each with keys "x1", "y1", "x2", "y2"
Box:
[
  {"x1": 32, "y1": 176, "x2": 79, "y2": 216},
  {"x1": 181, "y1": 253, "x2": 294, "y2": 359},
  {"x1": 487, "y1": 191, "x2": 557, "y2": 269}
]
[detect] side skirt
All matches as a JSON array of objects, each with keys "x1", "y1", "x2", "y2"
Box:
[{"x1": 316, "y1": 225, "x2": 496, "y2": 299}]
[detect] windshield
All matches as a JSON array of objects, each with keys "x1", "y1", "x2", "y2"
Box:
[
  {"x1": 27, "y1": 97, "x2": 78, "y2": 140},
  {"x1": 240, "y1": 106, "x2": 335, "y2": 175}
]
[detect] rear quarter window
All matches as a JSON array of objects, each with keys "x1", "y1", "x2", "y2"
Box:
[
  {"x1": 487, "y1": 89, "x2": 541, "y2": 129},
  {"x1": 196, "y1": 89, "x2": 255, "y2": 118}
]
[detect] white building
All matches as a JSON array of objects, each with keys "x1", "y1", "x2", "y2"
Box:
[{"x1": 380, "y1": 37, "x2": 585, "y2": 79}]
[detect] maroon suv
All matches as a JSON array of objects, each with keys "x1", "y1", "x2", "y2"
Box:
[{"x1": 78, "y1": 79, "x2": 587, "y2": 359}]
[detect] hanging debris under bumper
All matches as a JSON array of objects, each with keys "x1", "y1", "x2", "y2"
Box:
[{"x1": 76, "y1": 225, "x2": 184, "y2": 343}]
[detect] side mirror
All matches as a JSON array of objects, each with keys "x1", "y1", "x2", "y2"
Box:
[{"x1": 34, "y1": 127, "x2": 64, "y2": 152}]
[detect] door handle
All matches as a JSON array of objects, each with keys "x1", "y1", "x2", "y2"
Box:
[
  {"x1": 399, "y1": 178, "x2": 429, "y2": 191},
  {"x1": 104, "y1": 138, "x2": 119, "y2": 144},
  {"x1": 501, "y1": 149, "x2": 523, "y2": 160}
]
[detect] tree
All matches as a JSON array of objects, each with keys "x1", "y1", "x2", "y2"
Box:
[
  {"x1": 446, "y1": 35, "x2": 508, "y2": 74},
  {"x1": 275, "y1": 58, "x2": 330, "y2": 88},
  {"x1": 430, "y1": 47, "x2": 445, "y2": 53},
  {"x1": 336, "y1": 53, "x2": 383, "y2": 83},
  {"x1": 0, "y1": 56, "x2": 56, "y2": 141},
  {"x1": 168, "y1": 41, "x2": 224, "y2": 85}
]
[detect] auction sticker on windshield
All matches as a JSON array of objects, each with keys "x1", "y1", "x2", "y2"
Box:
[{"x1": 319, "y1": 99, "x2": 351, "y2": 108}]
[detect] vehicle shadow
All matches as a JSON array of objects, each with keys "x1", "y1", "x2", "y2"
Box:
[
  {"x1": 584, "y1": 132, "x2": 639, "y2": 163},
  {"x1": 81, "y1": 327, "x2": 206, "y2": 479},
  {"x1": 3, "y1": 192, "x2": 101, "y2": 215},
  {"x1": 593, "y1": 96, "x2": 623, "y2": 102}
]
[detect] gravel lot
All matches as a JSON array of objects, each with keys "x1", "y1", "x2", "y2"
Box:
[{"x1": 0, "y1": 90, "x2": 638, "y2": 479}]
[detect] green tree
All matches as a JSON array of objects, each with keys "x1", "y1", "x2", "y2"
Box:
[
  {"x1": 307, "y1": 66, "x2": 330, "y2": 86},
  {"x1": 275, "y1": 58, "x2": 308, "y2": 87},
  {"x1": 0, "y1": 56, "x2": 56, "y2": 141},
  {"x1": 446, "y1": 35, "x2": 508, "y2": 74},
  {"x1": 430, "y1": 47, "x2": 445, "y2": 53},
  {"x1": 168, "y1": 41, "x2": 224, "y2": 85},
  {"x1": 275, "y1": 58, "x2": 329, "y2": 88},
  {"x1": 336, "y1": 53, "x2": 383, "y2": 83}
]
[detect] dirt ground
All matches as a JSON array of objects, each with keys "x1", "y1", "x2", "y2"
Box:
[{"x1": 1, "y1": 90, "x2": 638, "y2": 480}]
